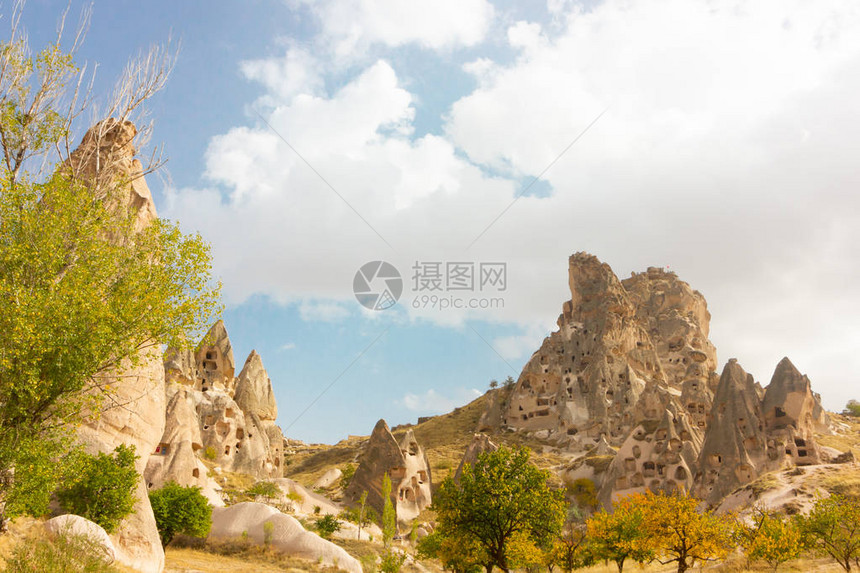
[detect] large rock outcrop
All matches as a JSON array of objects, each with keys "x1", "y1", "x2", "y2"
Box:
[
  {"x1": 503, "y1": 254, "x2": 716, "y2": 447},
  {"x1": 494, "y1": 252, "x2": 833, "y2": 508},
  {"x1": 693, "y1": 357, "x2": 829, "y2": 505},
  {"x1": 344, "y1": 420, "x2": 432, "y2": 528},
  {"x1": 73, "y1": 119, "x2": 166, "y2": 573},
  {"x1": 147, "y1": 322, "x2": 285, "y2": 493}
]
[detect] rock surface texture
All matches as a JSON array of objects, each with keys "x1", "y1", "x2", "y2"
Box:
[
  {"x1": 344, "y1": 420, "x2": 432, "y2": 528},
  {"x1": 73, "y1": 119, "x2": 166, "y2": 573},
  {"x1": 146, "y1": 320, "x2": 286, "y2": 494},
  {"x1": 493, "y1": 252, "x2": 832, "y2": 507},
  {"x1": 209, "y1": 503, "x2": 362, "y2": 573}
]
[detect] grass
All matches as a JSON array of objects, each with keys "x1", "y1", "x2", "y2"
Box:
[
  {"x1": 0, "y1": 518, "x2": 132, "y2": 573},
  {"x1": 166, "y1": 537, "x2": 346, "y2": 573}
]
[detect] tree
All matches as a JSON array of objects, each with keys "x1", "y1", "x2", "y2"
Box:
[
  {"x1": 315, "y1": 514, "x2": 341, "y2": 539},
  {"x1": 503, "y1": 376, "x2": 516, "y2": 389},
  {"x1": 55, "y1": 444, "x2": 139, "y2": 533},
  {"x1": 844, "y1": 400, "x2": 860, "y2": 417},
  {"x1": 546, "y1": 520, "x2": 593, "y2": 573},
  {"x1": 738, "y1": 508, "x2": 803, "y2": 571},
  {"x1": 340, "y1": 464, "x2": 356, "y2": 489},
  {"x1": 432, "y1": 445, "x2": 567, "y2": 573},
  {"x1": 586, "y1": 496, "x2": 653, "y2": 573},
  {"x1": 149, "y1": 482, "x2": 213, "y2": 546},
  {"x1": 798, "y1": 495, "x2": 860, "y2": 572},
  {"x1": 0, "y1": 6, "x2": 220, "y2": 526},
  {"x1": 417, "y1": 531, "x2": 484, "y2": 573},
  {"x1": 489, "y1": 379, "x2": 499, "y2": 389},
  {"x1": 382, "y1": 472, "x2": 396, "y2": 547},
  {"x1": 635, "y1": 491, "x2": 733, "y2": 573}
]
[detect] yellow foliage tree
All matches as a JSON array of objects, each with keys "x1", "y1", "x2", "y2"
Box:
[
  {"x1": 587, "y1": 497, "x2": 653, "y2": 573},
  {"x1": 635, "y1": 491, "x2": 733, "y2": 573},
  {"x1": 738, "y1": 508, "x2": 803, "y2": 571}
]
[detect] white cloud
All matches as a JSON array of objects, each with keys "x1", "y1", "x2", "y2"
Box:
[
  {"x1": 166, "y1": 0, "x2": 860, "y2": 413},
  {"x1": 298, "y1": 301, "x2": 351, "y2": 322},
  {"x1": 401, "y1": 387, "x2": 483, "y2": 413},
  {"x1": 280, "y1": 342, "x2": 297, "y2": 351},
  {"x1": 294, "y1": 0, "x2": 495, "y2": 56}
]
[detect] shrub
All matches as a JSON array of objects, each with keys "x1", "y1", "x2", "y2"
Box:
[
  {"x1": 340, "y1": 464, "x2": 356, "y2": 489},
  {"x1": 246, "y1": 481, "x2": 280, "y2": 498},
  {"x1": 56, "y1": 444, "x2": 139, "y2": 533},
  {"x1": 4, "y1": 530, "x2": 121, "y2": 573},
  {"x1": 203, "y1": 446, "x2": 217, "y2": 460},
  {"x1": 149, "y1": 481, "x2": 212, "y2": 546},
  {"x1": 380, "y1": 549, "x2": 407, "y2": 573},
  {"x1": 843, "y1": 400, "x2": 860, "y2": 417},
  {"x1": 263, "y1": 520, "x2": 274, "y2": 546},
  {"x1": 316, "y1": 514, "x2": 341, "y2": 539}
]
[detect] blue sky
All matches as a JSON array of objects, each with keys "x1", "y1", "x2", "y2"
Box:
[{"x1": 19, "y1": 0, "x2": 860, "y2": 443}]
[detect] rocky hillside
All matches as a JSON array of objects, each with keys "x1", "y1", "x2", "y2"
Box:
[{"x1": 286, "y1": 252, "x2": 859, "y2": 522}]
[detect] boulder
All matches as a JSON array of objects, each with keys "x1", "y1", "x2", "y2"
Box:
[
  {"x1": 209, "y1": 503, "x2": 361, "y2": 573},
  {"x1": 313, "y1": 468, "x2": 343, "y2": 490},
  {"x1": 44, "y1": 514, "x2": 116, "y2": 564}
]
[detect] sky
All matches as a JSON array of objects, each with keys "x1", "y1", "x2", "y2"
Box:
[{"x1": 17, "y1": 0, "x2": 860, "y2": 444}]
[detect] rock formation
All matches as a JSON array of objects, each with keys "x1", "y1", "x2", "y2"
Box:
[
  {"x1": 73, "y1": 119, "x2": 166, "y2": 573},
  {"x1": 693, "y1": 357, "x2": 828, "y2": 505},
  {"x1": 503, "y1": 253, "x2": 716, "y2": 446},
  {"x1": 344, "y1": 420, "x2": 432, "y2": 528},
  {"x1": 209, "y1": 503, "x2": 362, "y2": 573},
  {"x1": 146, "y1": 321, "x2": 285, "y2": 495},
  {"x1": 454, "y1": 434, "x2": 498, "y2": 482},
  {"x1": 494, "y1": 252, "x2": 833, "y2": 508}
]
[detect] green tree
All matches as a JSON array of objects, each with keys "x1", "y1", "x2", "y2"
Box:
[
  {"x1": 55, "y1": 444, "x2": 139, "y2": 533},
  {"x1": 149, "y1": 482, "x2": 213, "y2": 546},
  {"x1": 340, "y1": 464, "x2": 356, "y2": 489},
  {"x1": 417, "y1": 531, "x2": 484, "y2": 573},
  {"x1": 844, "y1": 400, "x2": 860, "y2": 417},
  {"x1": 489, "y1": 379, "x2": 499, "y2": 389},
  {"x1": 316, "y1": 514, "x2": 341, "y2": 539},
  {"x1": 382, "y1": 472, "x2": 396, "y2": 547},
  {"x1": 738, "y1": 508, "x2": 803, "y2": 572},
  {"x1": 798, "y1": 495, "x2": 860, "y2": 572},
  {"x1": 546, "y1": 520, "x2": 592, "y2": 573},
  {"x1": 432, "y1": 445, "x2": 567, "y2": 573},
  {"x1": 586, "y1": 496, "x2": 653, "y2": 573},
  {"x1": 635, "y1": 491, "x2": 733, "y2": 573},
  {"x1": 0, "y1": 10, "x2": 220, "y2": 526},
  {"x1": 246, "y1": 481, "x2": 280, "y2": 498}
]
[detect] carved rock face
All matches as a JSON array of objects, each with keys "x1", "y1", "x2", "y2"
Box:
[
  {"x1": 502, "y1": 253, "x2": 715, "y2": 446},
  {"x1": 344, "y1": 420, "x2": 432, "y2": 528},
  {"x1": 494, "y1": 252, "x2": 832, "y2": 508}
]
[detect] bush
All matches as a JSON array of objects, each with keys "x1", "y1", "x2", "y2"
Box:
[
  {"x1": 843, "y1": 399, "x2": 860, "y2": 417},
  {"x1": 149, "y1": 481, "x2": 212, "y2": 546},
  {"x1": 56, "y1": 444, "x2": 139, "y2": 533},
  {"x1": 340, "y1": 464, "x2": 356, "y2": 489},
  {"x1": 4, "y1": 530, "x2": 121, "y2": 573},
  {"x1": 380, "y1": 549, "x2": 407, "y2": 573},
  {"x1": 315, "y1": 514, "x2": 341, "y2": 539},
  {"x1": 203, "y1": 446, "x2": 217, "y2": 460},
  {"x1": 246, "y1": 481, "x2": 280, "y2": 498}
]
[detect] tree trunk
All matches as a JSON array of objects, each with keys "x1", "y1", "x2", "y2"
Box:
[
  {"x1": 616, "y1": 558, "x2": 625, "y2": 573},
  {"x1": 677, "y1": 560, "x2": 689, "y2": 573}
]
